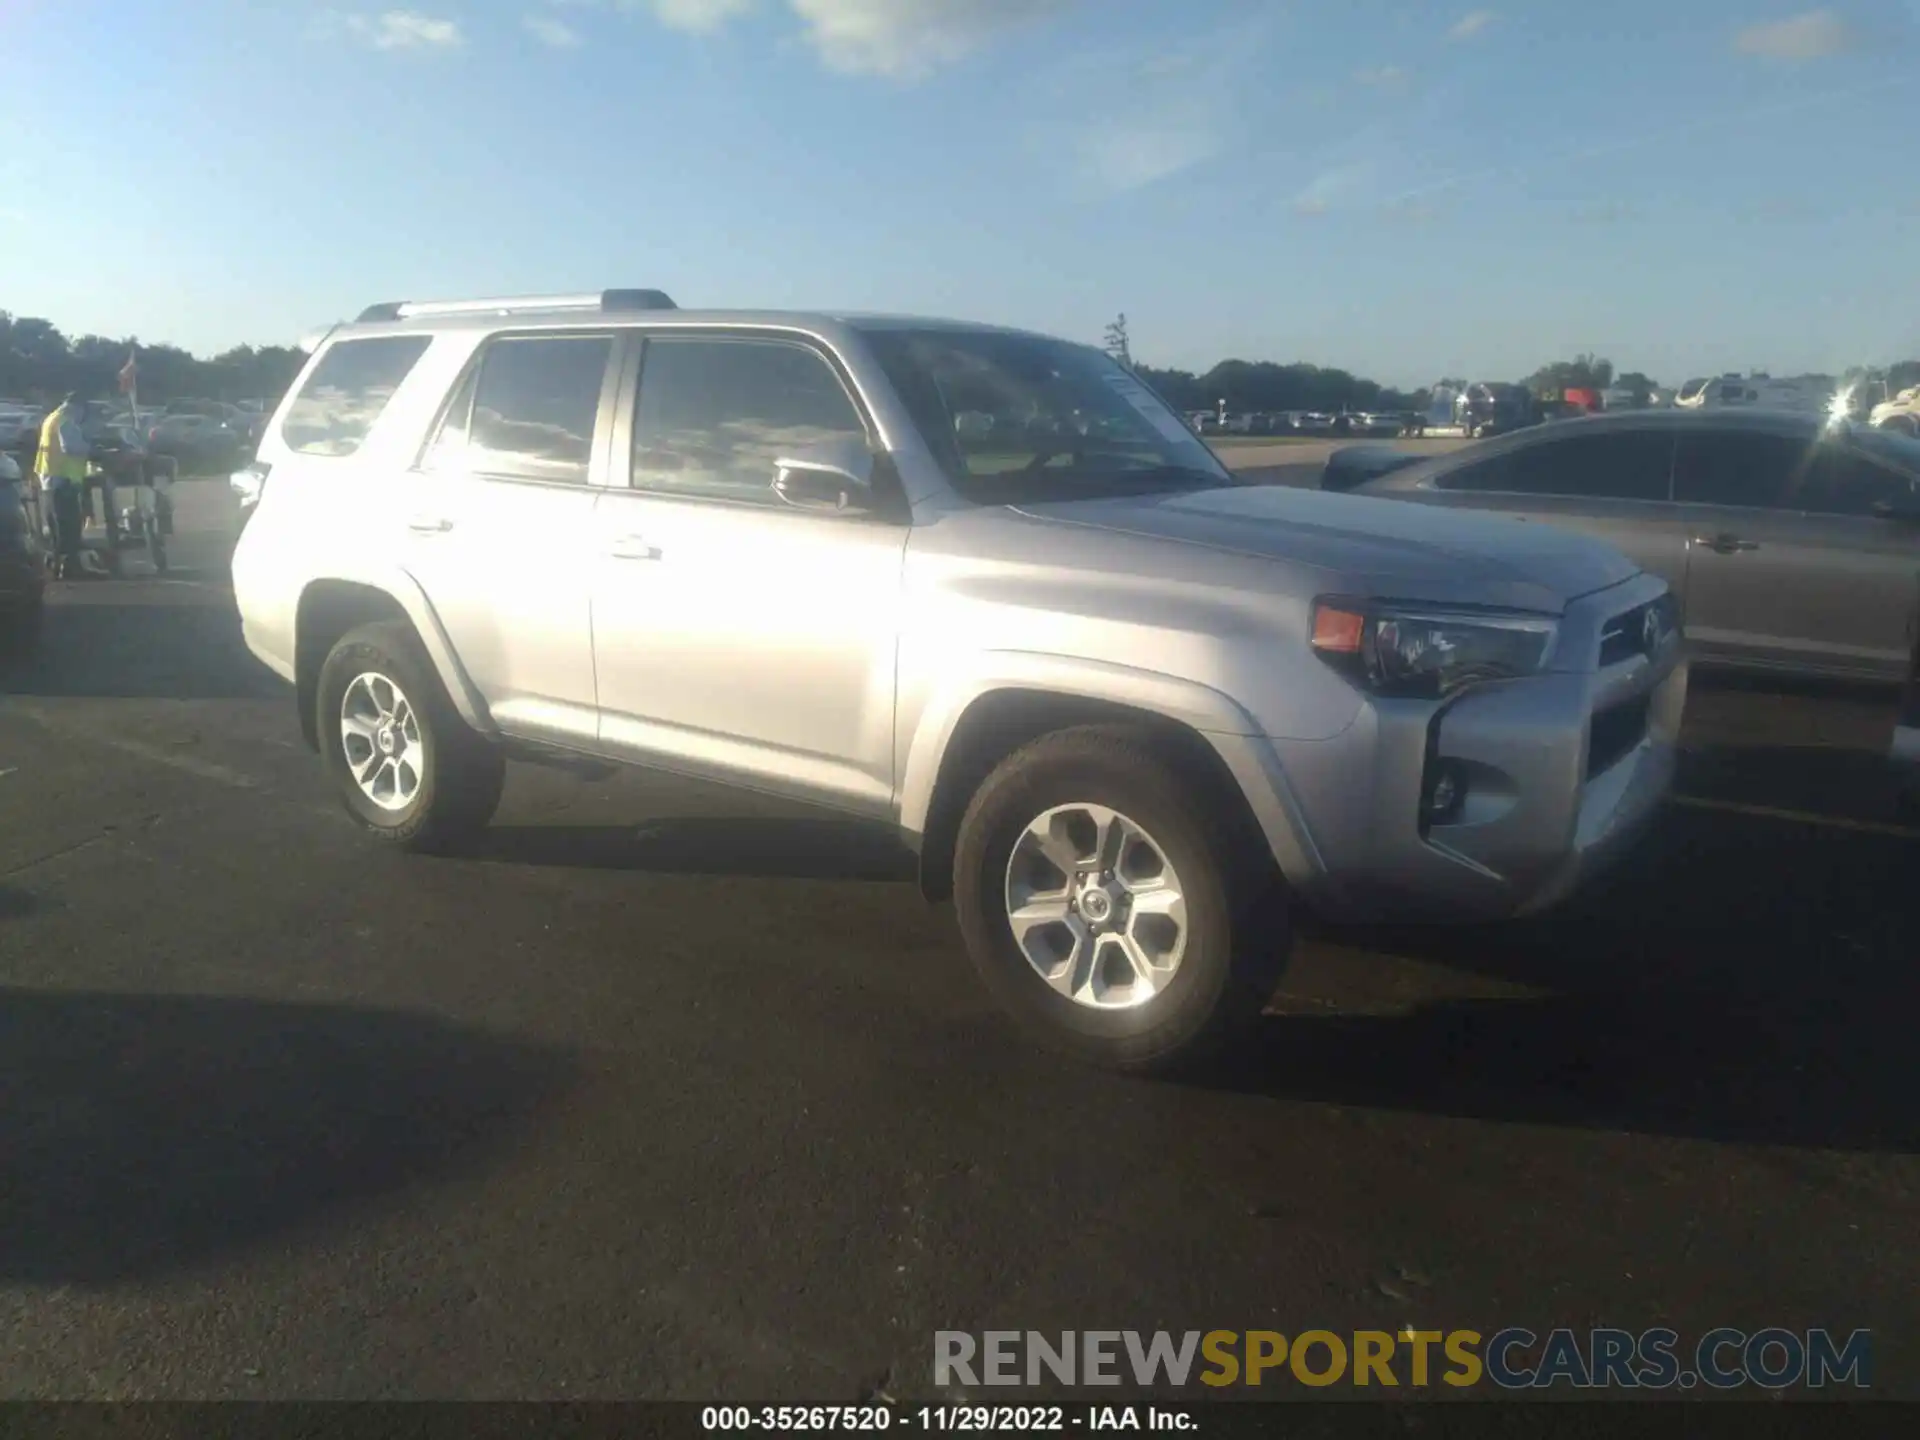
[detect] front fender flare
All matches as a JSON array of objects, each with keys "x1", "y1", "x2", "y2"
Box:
[{"x1": 896, "y1": 652, "x2": 1325, "y2": 887}]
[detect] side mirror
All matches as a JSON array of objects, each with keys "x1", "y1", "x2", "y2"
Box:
[
  {"x1": 1871, "y1": 493, "x2": 1920, "y2": 524},
  {"x1": 772, "y1": 438, "x2": 877, "y2": 514}
]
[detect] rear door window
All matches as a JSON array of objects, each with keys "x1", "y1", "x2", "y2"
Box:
[
  {"x1": 436, "y1": 333, "x2": 615, "y2": 485},
  {"x1": 1672, "y1": 431, "x2": 1813, "y2": 509},
  {"x1": 1435, "y1": 432, "x2": 1673, "y2": 499},
  {"x1": 282, "y1": 336, "x2": 433, "y2": 457}
]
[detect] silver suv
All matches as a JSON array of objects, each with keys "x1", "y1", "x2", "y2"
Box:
[{"x1": 232, "y1": 290, "x2": 1686, "y2": 1071}]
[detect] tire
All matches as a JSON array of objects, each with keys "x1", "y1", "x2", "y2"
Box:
[
  {"x1": 315, "y1": 620, "x2": 505, "y2": 852},
  {"x1": 951, "y1": 724, "x2": 1291, "y2": 1074}
]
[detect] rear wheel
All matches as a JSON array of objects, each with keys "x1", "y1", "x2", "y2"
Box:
[
  {"x1": 952, "y1": 725, "x2": 1290, "y2": 1073},
  {"x1": 316, "y1": 620, "x2": 505, "y2": 852}
]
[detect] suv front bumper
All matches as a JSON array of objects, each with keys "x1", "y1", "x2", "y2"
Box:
[{"x1": 1229, "y1": 574, "x2": 1685, "y2": 924}]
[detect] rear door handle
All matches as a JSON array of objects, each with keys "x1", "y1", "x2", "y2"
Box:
[
  {"x1": 1692, "y1": 533, "x2": 1758, "y2": 554},
  {"x1": 407, "y1": 515, "x2": 454, "y2": 534},
  {"x1": 608, "y1": 535, "x2": 663, "y2": 561}
]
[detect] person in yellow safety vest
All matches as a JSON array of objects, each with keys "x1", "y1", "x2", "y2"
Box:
[{"x1": 35, "y1": 392, "x2": 95, "y2": 580}]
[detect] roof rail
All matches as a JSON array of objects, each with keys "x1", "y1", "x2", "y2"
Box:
[{"x1": 355, "y1": 290, "x2": 677, "y2": 324}]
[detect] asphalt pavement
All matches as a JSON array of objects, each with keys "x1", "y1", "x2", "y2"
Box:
[{"x1": 1, "y1": 481, "x2": 1916, "y2": 1401}]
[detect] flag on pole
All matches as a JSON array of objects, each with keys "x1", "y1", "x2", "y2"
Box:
[{"x1": 118, "y1": 347, "x2": 138, "y2": 395}]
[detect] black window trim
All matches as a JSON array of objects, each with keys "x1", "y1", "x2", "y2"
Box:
[
  {"x1": 604, "y1": 326, "x2": 904, "y2": 522},
  {"x1": 281, "y1": 331, "x2": 435, "y2": 460},
  {"x1": 1669, "y1": 428, "x2": 1822, "y2": 516},
  {"x1": 412, "y1": 328, "x2": 623, "y2": 490},
  {"x1": 1430, "y1": 427, "x2": 1678, "y2": 502}
]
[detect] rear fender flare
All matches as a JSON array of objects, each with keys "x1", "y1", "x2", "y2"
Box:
[{"x1": 301, "y1": 564, "x2": 495, "y2": 738}]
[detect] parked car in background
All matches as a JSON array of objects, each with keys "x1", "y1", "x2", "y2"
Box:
[
  {"x1": 0, "y1": 406, "x2": 43, "y2": 462},
  {"x1": 1455, "y1": 382, "x2": 1537, "y2": 438},
  {"x1": 230, "y1": 287, "x2": 1683, "y2": 1070},
  {"x1": 1294, "y1": 411, "x2": 1336, "y2": 435},
  {"x1": 1355, "y1": 408, "x2": 1920, "y2": 685},
  {"x1": 1869, "y1": 385, "x2": 1919, "y2": 437},
  {"x1": 148, "y1": 412, "x2": 246, "y2": 472},
  {"x1": 1674, "y1": 374, "x2": 1827, "y2": 415},
  {"x1": 1, "y1": 450, "x2": 46, "y2": 657},
  {"x1": 1349, "y1": 408, "x2": 1406, "y2": 437}
]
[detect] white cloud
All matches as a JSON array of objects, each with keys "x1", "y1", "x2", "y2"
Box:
[
  {"x1": 1570, "y1": 199, "x2": 1640, "y2": 224},
  {"x1": 1291, "y1": 160, "x2": 1376, "y2": 216},
  {"x1": 525, "y1": 14, "x2": 584, "y2": 46},
  {"x1": 1354, "y1": 64, "x2": 1409, "y2": 88},
  {"x1": 1056, "y1": 21, "x2": 1270, "y2": 195},
  {"x1": 339, "y1": 10, "x2": 464, "y2": 50},
  {"x1": 1448, "y1": 9, "x2": 1496, "y2": 41},
  {"x1": 536, "y1": 0, "x2": 754, "y2": 35},
  {"x1": 1077, "y1": 119, "x2": 1221, "y2": 193},
  {"x1": 547, "y1": 0, "x2": 1065, "y2": 76},
  {"x1": 789, "y1": 0, "x2": 1072, "y2": 78},
  {"x1": 648, "y1": 0, "x2": 757, "y2": 33},
  {"x1": 1733, "y1": 10, "x2": 1859, "y2": 61}
]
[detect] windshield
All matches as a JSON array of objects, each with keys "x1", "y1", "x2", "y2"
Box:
[{"x1": 861, "y1": 327, "x2": 1232, "y2": 503}]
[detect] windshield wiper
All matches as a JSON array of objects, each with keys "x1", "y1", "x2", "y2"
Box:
[{"x1": 1095, "y1": 464, "x2": 1233, "y2": 489}]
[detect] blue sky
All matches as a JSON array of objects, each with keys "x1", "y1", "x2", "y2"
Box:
[{"x1": 2, "y1": 0, "x2": 1916, "y2": 387}]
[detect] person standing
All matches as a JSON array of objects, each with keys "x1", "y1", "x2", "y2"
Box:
[{"x1": 34, "y1": 393, "x2": 94, "y2": 580}]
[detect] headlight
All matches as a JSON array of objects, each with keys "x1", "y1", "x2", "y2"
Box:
[
  {"x1": 230, "y1": 461, "x2": 270, "y2": 508},
  {"x1": 1311, "y1": 599, "x2": 1558, "y2": 699}
]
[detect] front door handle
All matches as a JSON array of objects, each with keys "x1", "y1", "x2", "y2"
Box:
[
  {"x1": 407, "y1": 515, "x2": 454, "y2": 534},
  {"x1": 1692, "y1": 533, "x2": 1758, "y2": 554},
  {"x1": 608, "y1": 535, "x2": 663, "y2": 561}
]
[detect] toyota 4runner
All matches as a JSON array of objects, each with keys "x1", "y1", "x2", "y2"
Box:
[{"x1": 231, "y1": 290, "x2": 1686, "y2": 1071}]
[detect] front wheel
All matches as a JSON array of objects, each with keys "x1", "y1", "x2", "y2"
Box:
[
  {"x1": 316, "y1": 620, "x2": 505, "y2": 852},
  {"x1": 952, "y1": 725, "x2": 1291, "y2": 1073}
]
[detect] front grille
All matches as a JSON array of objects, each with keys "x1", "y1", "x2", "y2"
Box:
[
  {"x1": 1587, "y1": 695, "x2": 1650, "y2": 778},
  {"x1": 1598, "y1": 594, "x2": 1677, "y2": 667}
]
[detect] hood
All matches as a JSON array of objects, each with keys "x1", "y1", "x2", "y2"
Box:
[{"x1": 1014, "y1": 484, "x2": 1640, "y2": 613}]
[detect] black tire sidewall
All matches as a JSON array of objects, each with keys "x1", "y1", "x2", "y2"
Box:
[
  {"x1": 315, "y1": 626, "x2": 452, "y2": 841},
  {"x1": 954, "y1": 735, "x2": 1270, "y2": 1067}
]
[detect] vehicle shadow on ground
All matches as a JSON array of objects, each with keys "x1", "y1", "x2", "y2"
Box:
[
  {"x1": 2, "y1": 600, "x2": 281, "y2": 701},
  {"x1": 1676, "y1": 743, "x2": 1914, "y2": 824},
  {"x1": 0, "y1": 988, "x2": 575, "y2": 1284},
  {"x1": 465, "y1": 817, "x2": 918, "y2": 884},
  {"x1": 1222, "y1": 807, "x2": 1920, "y2": 1153}
]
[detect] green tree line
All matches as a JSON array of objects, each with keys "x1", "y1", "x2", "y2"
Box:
[
  {"x1": 1, "y1": 312, "x2": 305, "y2": 406},
  {"x1": 1134, "y1": 360, "x2": 1423, "y2": 416}
]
